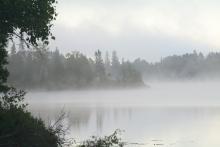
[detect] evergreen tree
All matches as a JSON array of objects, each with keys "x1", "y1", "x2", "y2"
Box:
[
  {"x1": 48, "y1": 48, "x2": 65, "y2": 87},
  {"x1": 10, "y1": 42, "x2": 16, "y2": 55},
  {"x1": 111, "y1": 51, "x2": 120, "y2": 80},
  {"x1": 104, "y1": 51, "x2": 111, "y2": 77},
  {"x1": 95, "y1": 50, "x2": 106, "y2": 83},
  {"x1": 121, "y1": 61, "x2": 143, "y2": 86}
]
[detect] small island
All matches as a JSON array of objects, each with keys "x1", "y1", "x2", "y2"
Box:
[{"x1": 7, "y1": 43, "x2": 144, "y2": 90}]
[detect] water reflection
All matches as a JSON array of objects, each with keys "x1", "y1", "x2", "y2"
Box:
[
  {"x1": 28, "y1": 102, "x2": 220, "y2": 147},
  {"x1": 27, "y1": 82, "x2": 220, "y2": 147}
]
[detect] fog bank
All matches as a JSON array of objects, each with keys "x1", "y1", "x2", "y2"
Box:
[{"x1": 27, "y1": 81, "x2": 220, "y2": 107}]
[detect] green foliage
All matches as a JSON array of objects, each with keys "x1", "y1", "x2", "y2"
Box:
[
  {"x1": 0, "y1": 1, "x2": 64, "y2": 147},
  {"x1": 0, "y1": 88, "x2": 70, "y2": 147},
  {"x1": 0, "y1": 0, "x2": 57, "y2": 46},
  {"x1": 78, "y1": 130, "x2": 125, "y2": 147},
  {"x1": 0, "y1": 47, "x2": 9, "y2": 92},
  {"x1": 0, "y1": 0, "x2": 57, "y2": 92},
  {"x1": 0, "y1": 108, "x2": 59, "y2": 147},
  {"x1": 0, "y1": 87, "x2": 26, "y2": 110}
]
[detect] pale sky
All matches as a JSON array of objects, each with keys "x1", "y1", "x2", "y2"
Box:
[{"x1": 50, "y1": 0, "x2": 220, "y2": 62}]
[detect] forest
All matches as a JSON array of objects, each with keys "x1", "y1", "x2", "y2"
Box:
[
  {"x1": 7, "y1": 42, "x2": 144, "y2": 90},
  {"x1": 7, "y1": 41, "x2": 220, "y2": 90},
  {"x1": 134, "y1": 50, "x2": 220, "y2": 80}
]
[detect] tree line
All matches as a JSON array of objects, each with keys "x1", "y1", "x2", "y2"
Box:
[
  {"x1": 9, "y1": 42, "x2": 220, "y2": 90},
  {"x1": 133, "y1": 50, "x2": 220, "y2": 80},
  {"x1": 7, "y1": 42, "x2": 144, "y2": 90}
]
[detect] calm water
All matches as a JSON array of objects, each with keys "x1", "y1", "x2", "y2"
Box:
[{"x1": 27, "y1": 82, "x2": 220, "y2": 147}]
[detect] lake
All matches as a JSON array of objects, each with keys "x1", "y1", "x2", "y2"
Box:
[{"x1": 27, "y1": 81, "x2": 220, "y2": 147}]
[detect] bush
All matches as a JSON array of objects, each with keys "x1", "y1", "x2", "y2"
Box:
[
  {"x1": 0, "y1": 107, "x2": 59, "y2": 147},
  {"x1": 0, "y1": 88, "x2": 70, "y2": 147},
  {"x1": 78, "y1": 130, "x2": 125, "y2": 147}
]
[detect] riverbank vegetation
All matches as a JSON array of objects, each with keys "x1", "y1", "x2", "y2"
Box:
[{"x1": 0, "y1": 0, "x2": 67, "y2": 147}]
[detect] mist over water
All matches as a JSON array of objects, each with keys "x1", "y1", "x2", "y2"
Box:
[
  {"x1": 27, "y1": 81, "x2": 220, "y2": 147},
  {"x1": 3, "y1": 1, "x2": 220, "y2": 147}
]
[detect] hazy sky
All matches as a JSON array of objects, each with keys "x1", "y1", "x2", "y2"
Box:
[{"x1": 50, "y1": 0, "x2": 220, "y2": 61}]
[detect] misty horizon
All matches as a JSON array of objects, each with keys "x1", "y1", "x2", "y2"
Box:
[
  {"x1": 2, "y1": 1, "x2": 220, "y2": 147},
  {"x1": 47, "y1": 0, "x2": 220, "y2": 62},
  {"x1": 7, "y1": 41, "x2": 220, "y2": 63},
  {"x1": 7, "y1": 43, "x2": 220, "y2": 91}
]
